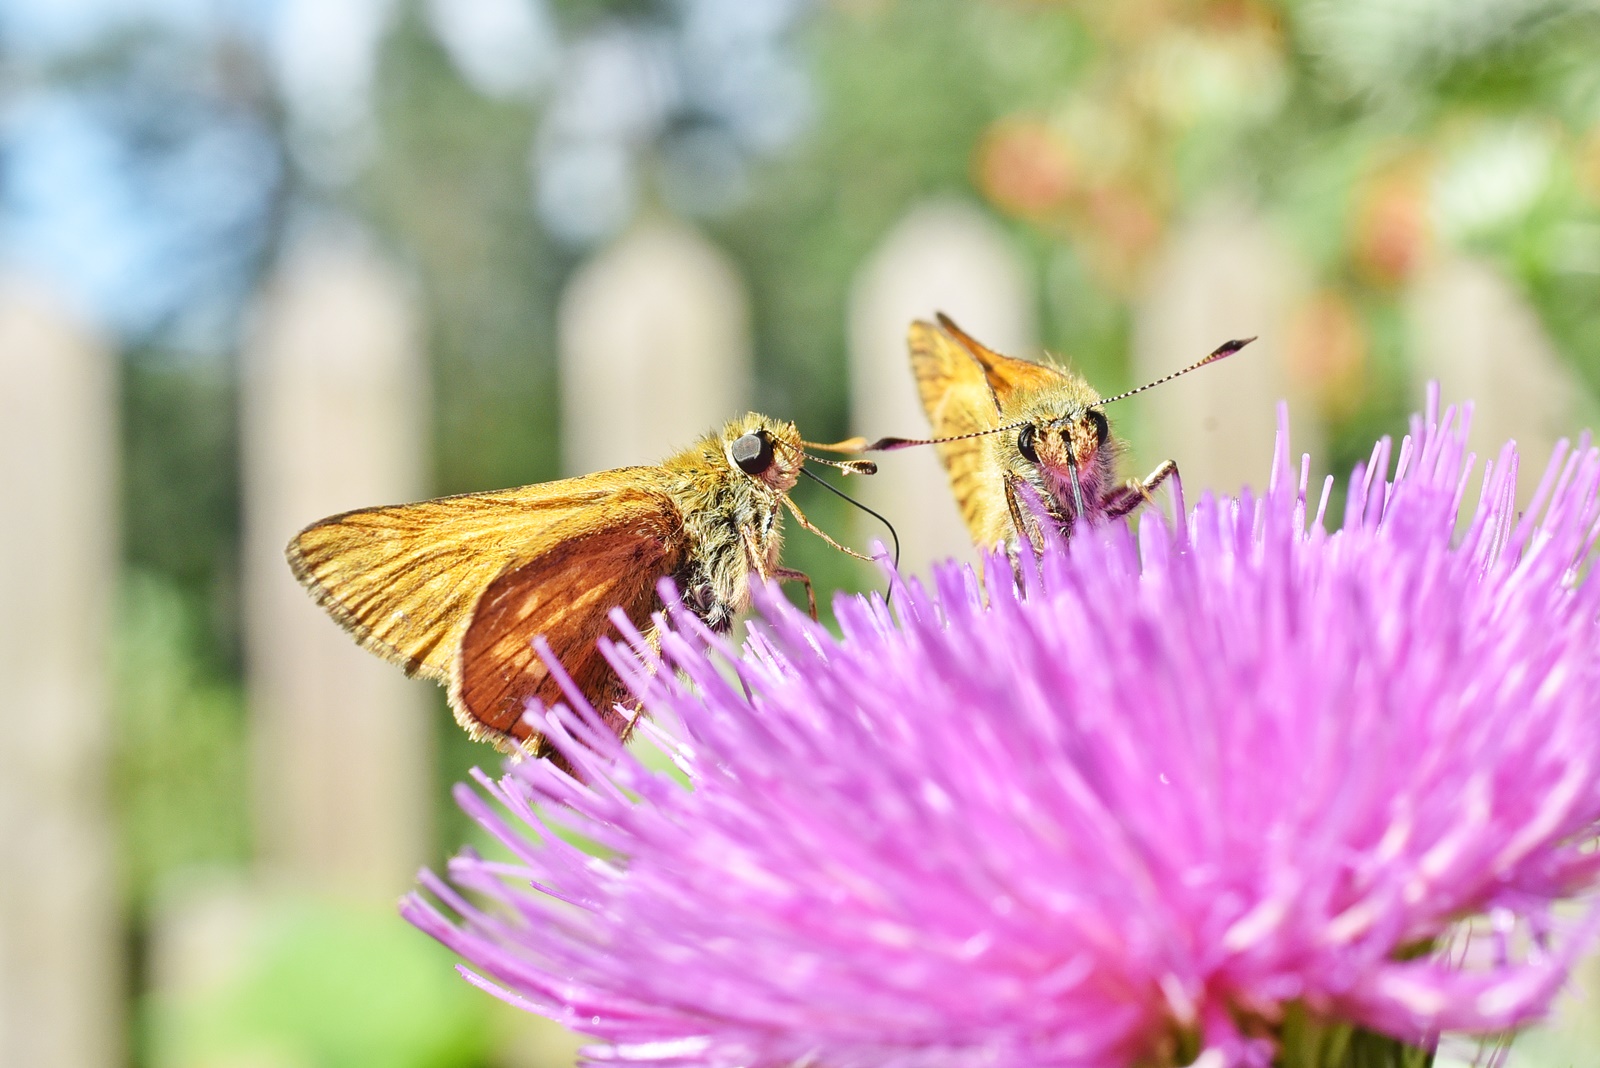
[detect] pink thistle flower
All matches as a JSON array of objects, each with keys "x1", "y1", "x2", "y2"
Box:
[{"x1": 404, "y1": 388, "x2": 1600, "y2": 1068}]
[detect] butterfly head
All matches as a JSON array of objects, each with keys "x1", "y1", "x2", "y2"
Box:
[
  {"x1": 724, "y1": 414, "x2": 804, "y2": 494},
  {"x1": 999, "y1": 387, "x2": 1119, "y2": 520}
]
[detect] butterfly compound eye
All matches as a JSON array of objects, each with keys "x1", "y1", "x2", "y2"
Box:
[
  {"x1": 1087, "y1": 409, "x2": 1110, "y2": 447},
  {"x1": 731, "y1": 431, "x2": 776, "y2": 475},
  {"x1": 1017, "y1": 425, "x2": 1039, "y2": 464}
]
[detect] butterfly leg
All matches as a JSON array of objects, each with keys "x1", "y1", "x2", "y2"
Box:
[
  {"x1": 1103, "y1": 460, "x2": 1178, "y2": 519},
  {"x1": 1003, "y1": 475, "x2": 1047, "y2": 553},
  {"x1": 773, "y1": 567, "x2": 818, "y2": 621},
  {"x1": 741, "y1": 524, "x2": 819, "y2": 621},
  {"x1": 781, "y1": 496, "x2": 873, "y2": 562}
]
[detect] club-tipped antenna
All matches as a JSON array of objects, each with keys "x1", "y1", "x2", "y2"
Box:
[
  {"x1": 1095, "y1": 337, "x2": 1256, "y2": 407},
  {"x1": 809, "y1": 455, "x2": 878, "y2": 475},
  {"x1": 862, "y1": 420, "x2": 1030, "y2": 453},
  {"x1": 772, "y1": 434, "x2": 878, "y2": 475},
  {"x1": 799, "y1": 467, "x2": 901, "y2": 595}
]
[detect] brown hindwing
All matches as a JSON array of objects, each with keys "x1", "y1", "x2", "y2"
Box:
[{"x1": 450, "y1": 514, "x2": 682, "y2": 749}]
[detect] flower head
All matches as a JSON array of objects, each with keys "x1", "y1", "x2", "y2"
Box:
[{"x1": 405, "y1": 389, "x2": 1600, "y2": 1068}]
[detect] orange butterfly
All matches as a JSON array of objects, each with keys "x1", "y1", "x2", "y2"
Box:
[
  {"x1": 875, "y1": 313, "x2": 1251, "y2": 549},
  {"x1": 287, "y1": 414, "x2": 872, "y2": 757}
]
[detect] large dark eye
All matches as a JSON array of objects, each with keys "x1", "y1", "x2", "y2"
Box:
[
  {"x1": 1087, "y1": 409, "x2": 1110, "y2": 447},
  {"x1": 731, "y1": 431, "x2": 775, "y2": 475},
  {"x1": 1017, "y1": 425, "x2": 1039, "y2": 464}
]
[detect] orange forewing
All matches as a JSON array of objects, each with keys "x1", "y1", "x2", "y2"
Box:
[
  {"x1": 934, "y1": 312, "x2": 1063, "y2": 399},
  {"x1": 908, "y1": 319, "x2": 1009, "y2": 542},
  {"x1": 287, "y1": 470, "x2": 683, "y2": 748}
]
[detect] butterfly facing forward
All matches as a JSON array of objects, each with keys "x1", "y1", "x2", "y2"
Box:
[{"x1": 876, "y1": 314, "x2": 1252, "y2": 550}]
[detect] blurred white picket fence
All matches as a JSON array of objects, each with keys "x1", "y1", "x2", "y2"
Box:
[{"x1": 0, "y1": 204, "x2": 1592, "y2": 1066}]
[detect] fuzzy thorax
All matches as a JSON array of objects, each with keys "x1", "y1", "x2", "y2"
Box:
[
  {"x1": 992, "y1": 373, "x2": 1119, "y2": 528},
  {"x1": 659, "y1": 413, "x2": 800, "y2": 631}
]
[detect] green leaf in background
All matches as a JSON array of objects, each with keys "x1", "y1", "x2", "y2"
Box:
[{"x1": 145, "y1": 896, "x2": 500, "y2": 1068}]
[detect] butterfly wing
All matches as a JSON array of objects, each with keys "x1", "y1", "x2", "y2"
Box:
[
  {"x1": 935, "y1": 313, "x2": 1064, "y2": 399},
  {"x1": 450, "y1": 504, "x2": 684, "y2": 748},
  {"x1": 908, "y1": 318, "x2": 1012, "y2": 544},
  {"x1": 287, "y1": 470, "x2": 685, "y2": 748}
]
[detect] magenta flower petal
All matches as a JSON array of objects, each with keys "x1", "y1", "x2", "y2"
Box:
[{"x1": 405, "y1": 388, "x2": 1600, "y2": 1068}]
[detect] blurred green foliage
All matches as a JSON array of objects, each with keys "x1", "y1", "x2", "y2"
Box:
[
  {"x1": 122, "y1": 355, "x2": 244, "y2": 677},
  {"x1": 113, "y1": 572, "x2": 251, "y2": 912},
  {"x1": 144, "y1": 898, "x2": 497, "y2": 1068}
]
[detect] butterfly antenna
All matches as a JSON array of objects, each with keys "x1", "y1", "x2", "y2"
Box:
[
  {"x1": 862, "y1": 420, "x2": 1030, "y2": 452},
  {"x1": 772, "y1": 434, "x2": 878, "y2": 475},
  {"x1": 808, "y1": 455, "x2": 878, "y2": 475},
  {"x1": 1096, "y1": 337, "x2": 1256, "y2": 407},
  {"x1": 799, "y1": 466, "x2": 901, "y2": 574}
]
